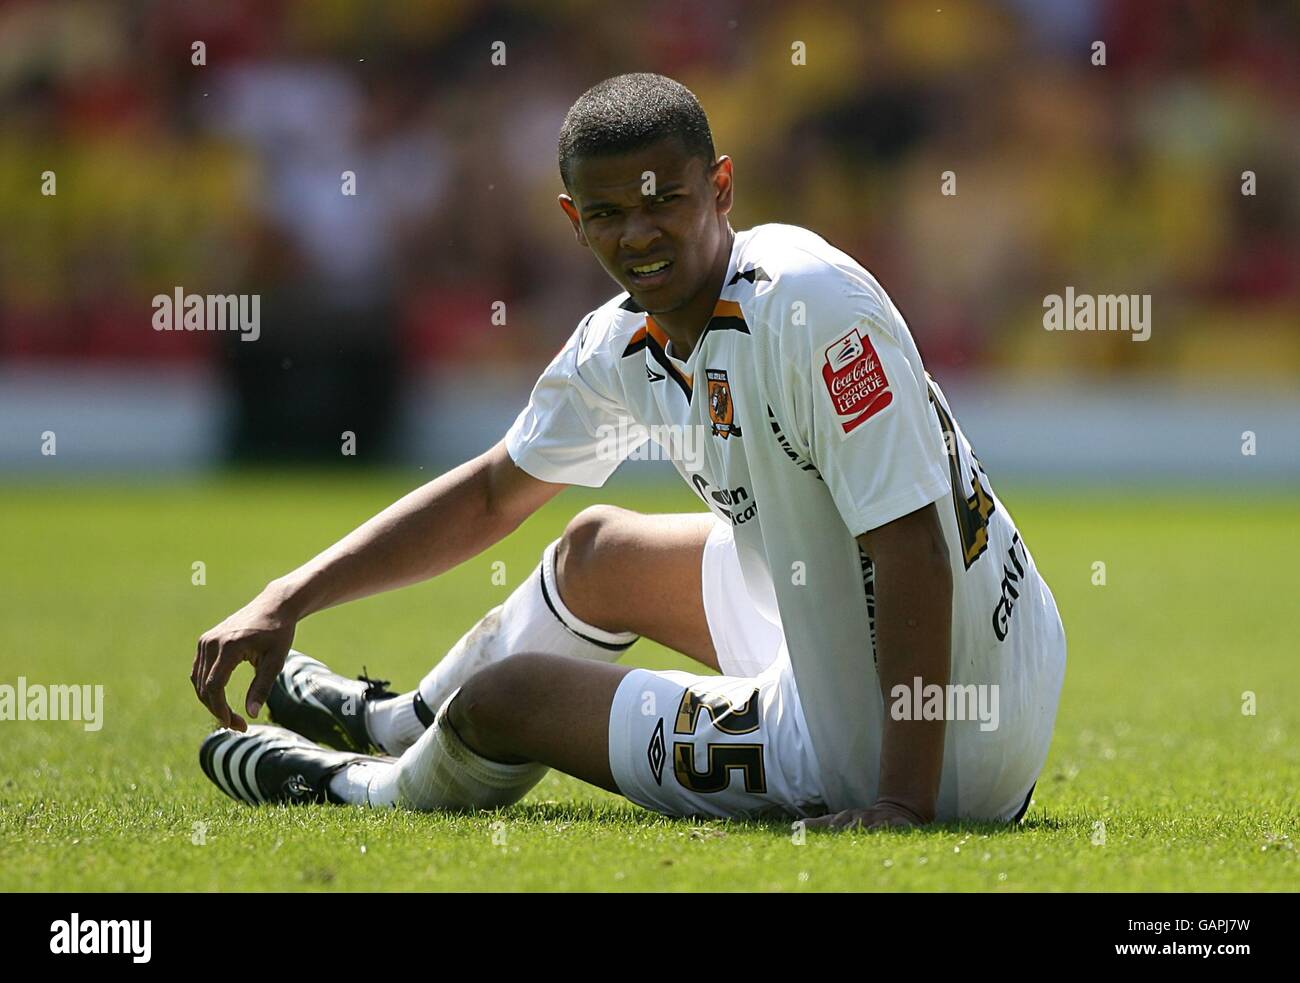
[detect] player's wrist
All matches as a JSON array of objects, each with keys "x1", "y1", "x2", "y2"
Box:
[
  {"x1": 261, "y1": 575, "x2": 313, "y2": 622},
  {"x1": 872, "y1": 796, "x2": 934, "y2": 826}
]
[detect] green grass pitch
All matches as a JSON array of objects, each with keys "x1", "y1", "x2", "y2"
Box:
[{"x1": 1, "y1": 473, "x2": 1296, "y2": 891}]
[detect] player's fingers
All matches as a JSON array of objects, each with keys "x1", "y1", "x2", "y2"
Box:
[
  {"x1": 202, "y1": 640, "x2": 237, "y2": 695},
  {"x1": 201, "y1": 643, "x2": 244, "y2": 729},
  {"x1": 190, "y1": 639, "x2": 205, "y2": 696},
  {"x1": 195, "y1": 636, "x2": 219, "y2": 702},
  {"x1": 245, "y1": 647, "x2": 285, "y2": 719}
]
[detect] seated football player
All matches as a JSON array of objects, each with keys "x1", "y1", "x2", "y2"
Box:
[{"x1": 192, "y1": 73, "x2": 1066, "y2": 830}]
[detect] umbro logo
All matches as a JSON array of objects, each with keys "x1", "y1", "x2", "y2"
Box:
[
  {"x1": 647, "y1": 718, "x2": 665, "y2": 785},
  {"x1": 646, "y1": 365, "x2": 666, "y2": 383}
]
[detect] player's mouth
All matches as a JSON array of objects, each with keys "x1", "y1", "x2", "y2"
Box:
[{"x1": 626, "y1": 258, "x2": 674, "y2": 290}]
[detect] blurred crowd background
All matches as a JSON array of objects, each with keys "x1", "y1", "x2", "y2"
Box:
[{"x1": 1, "y1": 0, "x2": 1297, "y2": 471}]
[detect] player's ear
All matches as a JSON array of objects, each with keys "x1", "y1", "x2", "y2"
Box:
[
  {"x1": 711, "y1": 155, "x2": 734, "y2": 215},
  {"x1": 558, "y1": 194, "x2": 588, "y2": 247}
]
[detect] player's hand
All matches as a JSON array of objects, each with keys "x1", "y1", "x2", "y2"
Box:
[
  {"x1": 191, "y1": 592, "x2": 297, "y2": 732},
  {"x1": 804, "y1": 800, "x2": 928, "y2": 831}
]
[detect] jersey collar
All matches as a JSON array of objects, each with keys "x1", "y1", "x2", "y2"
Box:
[
  {"x1": 650, "y1": 228, "x2": 749, "y2": 367},
  {"x1": 622, "y1": 229, "x2": 751, "y2": 400}
]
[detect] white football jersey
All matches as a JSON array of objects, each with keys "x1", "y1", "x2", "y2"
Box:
[{"x1": 506, "y1": 223, "x2": 1062, "y2": 813}]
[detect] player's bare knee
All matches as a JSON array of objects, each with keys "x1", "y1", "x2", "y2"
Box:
[
  {"x1": 556, "y1": 504, "x2": 634, "y2": 621},
  {"x1": 450, "y1": 653, "x2": 551, "y2": 750},
  {"x1": 449, "y1": 665, "x2": 504, "y2": 736},
  {"x1": 558, "y1": 504, "x2": 629, "y2": 572}
]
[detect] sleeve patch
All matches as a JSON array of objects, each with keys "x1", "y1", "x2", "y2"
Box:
[{"x1": 822, "y1": 327, "x2": 893, "y2": 434}]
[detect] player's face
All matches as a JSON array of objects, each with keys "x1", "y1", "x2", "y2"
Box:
[{"x1": 559, "y1": 138, "x2": 733, "y2": 315}]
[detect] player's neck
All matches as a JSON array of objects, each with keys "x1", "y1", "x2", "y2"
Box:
[{"x1": 651, "y1": 225, "x2": 735, "y2": 361}]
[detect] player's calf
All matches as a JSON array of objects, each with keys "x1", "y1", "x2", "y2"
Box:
[
  {"x1": 446, "y1": 652, "x2": 627, "y2": 790},
  {"x1": 325, "y1": 654, "x2": 631, "y2": 812}
]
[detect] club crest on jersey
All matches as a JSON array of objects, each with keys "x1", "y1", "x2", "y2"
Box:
[
  {"x1": 822, "y1": 328, "x2": 893, "y2": 434},
  {"x1": 706, "y1": 368, "x2": 742, "y2": 439}
]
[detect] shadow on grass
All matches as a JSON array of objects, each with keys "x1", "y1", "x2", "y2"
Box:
[{"x1": 488, "y1": 800, "x2": 1063, "y2": 837}]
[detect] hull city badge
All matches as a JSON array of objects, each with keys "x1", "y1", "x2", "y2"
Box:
[
  {"x1": 706, "y1": 368, "x2": 743, "y2": 439},
  {"x1": 822, "y1": 327, "x2": 893, "y2": 434}
]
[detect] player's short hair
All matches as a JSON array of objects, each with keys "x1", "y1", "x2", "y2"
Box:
[{"x1": 558, "y1": 73, "x2": 716, "y2": 191}]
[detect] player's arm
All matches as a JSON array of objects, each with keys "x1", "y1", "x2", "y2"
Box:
[
  {"x1": 263, "y1": 438, "x2": 561, "y2": 616},
  {"x1": 806, "y1": 503, "x2": 952, "y2": 830},
  {"x1": 191, "y1": 438, "x2": 564, "y2": 731},
  {"x1": 785, "y1": 275, "x2": 958, "y2": 831},
  {"x1": 859, "y1": 503, "x2": 952, "y2": 824}
]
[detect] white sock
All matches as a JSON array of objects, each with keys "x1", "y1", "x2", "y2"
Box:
[
  {"x1": 366, "y1": 539, "x2": 637, "y2": 755},
  {"x1": 360, "y1": 691, "x2": 547, "y2": 811},
  {"x1": 329, "y1": 760, "x2": 387, "y2": 805},
  {"x1": 364, "y1": 694, "x2": 423, "y2": 757},
  {"x1": 419, "y1": 538, "x2": 638, "y2": 708}
]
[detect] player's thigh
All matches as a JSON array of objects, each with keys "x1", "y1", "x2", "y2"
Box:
[
  {"x1": 606, "y1": 659, "x2": 826, "y2": 820},
  {"x1": 558, "y1": 508, "x2": 719, "y2": 669}
]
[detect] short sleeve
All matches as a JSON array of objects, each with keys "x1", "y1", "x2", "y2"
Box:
[
  {"x1": 803, "y1": 310, "x2": 951, "y2": 537},
  {"x1": 505, "y1": 318, "x2": 647, "y2": 487}
]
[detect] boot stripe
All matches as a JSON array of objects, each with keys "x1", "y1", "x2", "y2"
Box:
[
  {"x1": 210, "y1": 737, "x2": 244, "y2": 803},
  {"x1": 228, "y1": 738, "x2": 262, "y2": 804}
]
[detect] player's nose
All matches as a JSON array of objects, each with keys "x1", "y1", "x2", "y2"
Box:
[{"x1": 619, "y1": 211, "x2": 663, "y2": 254}]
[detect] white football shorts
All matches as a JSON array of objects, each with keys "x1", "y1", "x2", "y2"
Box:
[
  {"x1": 607, "y1": 520, "x2": 822, "y2": 819},
  {"x1": 607, "y1": 519, "x2": 1064, "y2": 822}
]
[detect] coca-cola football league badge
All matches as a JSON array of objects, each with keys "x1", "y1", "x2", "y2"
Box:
[{"x1": 822, "y1": 327, "x2": 893, "y2": 434}]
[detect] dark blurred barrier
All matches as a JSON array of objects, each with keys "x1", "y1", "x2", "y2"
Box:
[
  {"x1": 0, "y1": 0, "x2": 1296, "y2": 470},
  {"x1": 220, "y1": 294, "x2": 401, "y2": 464}
]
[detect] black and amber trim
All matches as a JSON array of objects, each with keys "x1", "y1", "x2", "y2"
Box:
[
  {"x1": 619, "y1": 299, "x2": 751, "y2": 403},
  {"x1": 622, "y1": 318, "x2": 694, "y2": 400}
]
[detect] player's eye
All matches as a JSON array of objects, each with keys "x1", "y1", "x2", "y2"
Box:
[{"x1": 651, "y1": 194, "x2": 680, "y2": 205}]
